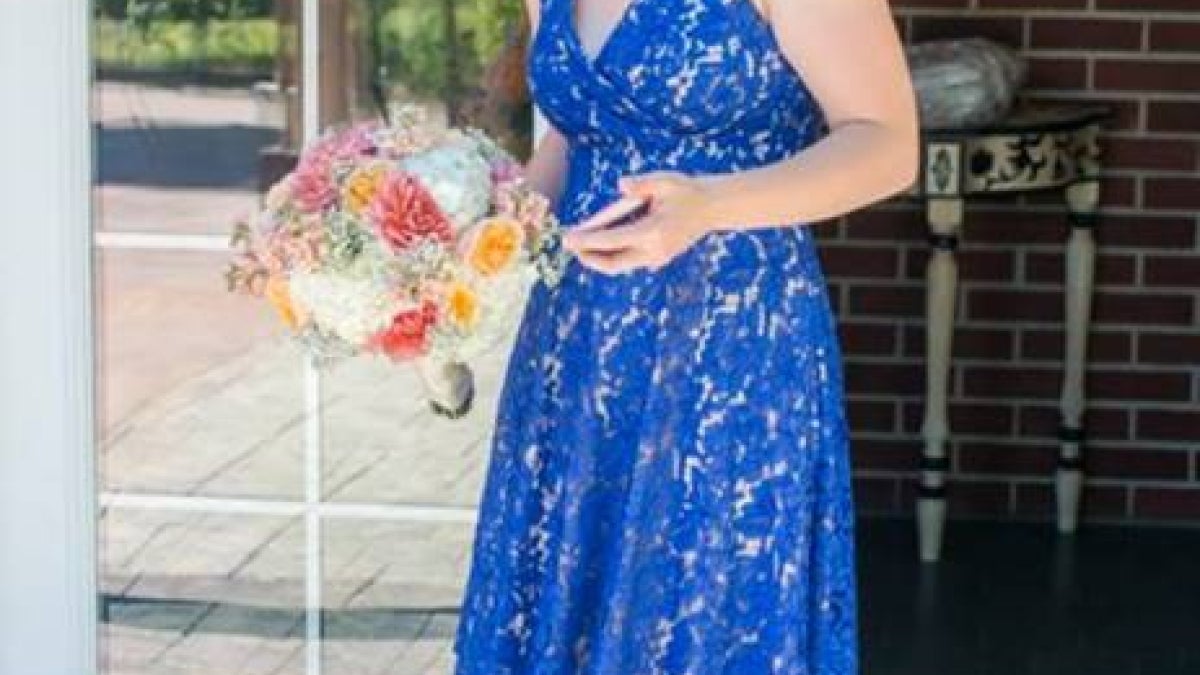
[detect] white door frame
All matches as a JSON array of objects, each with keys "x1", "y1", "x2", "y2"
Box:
[{"x1": 0, "y1": 1, "x2": 97, "y2": 674}]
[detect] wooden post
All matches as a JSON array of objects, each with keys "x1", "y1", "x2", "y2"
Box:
[
  {"x1": 263, "y1": 0, "x2": 368, "y2": 189},
  {"x1": 919, "y1": 195, "x2": 963, "y2": 563},
  {"x1": 1057, "y1": 170, "x2": 1100, "y2": 533},
  {"x1": 917, "y1": 139, "x2": 964, "y2": 564},
  {"x1": 317, "y1": 0, "x2": 366, "y2": 127},
  {"x1": 277, "y1": 0, "x2": 303, "y2": 151},
  {"x1": 443, "y1": 0, "x2": 462, "y2": 126}
]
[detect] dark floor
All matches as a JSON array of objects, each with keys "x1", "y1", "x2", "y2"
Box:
[{"x1": 857, "y1": 518, "x2": 1200, "y2": 675}]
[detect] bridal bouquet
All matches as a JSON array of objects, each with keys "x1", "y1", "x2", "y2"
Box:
[{"x1": 224, "y1": 105, "x2": 568, "y2": 417}]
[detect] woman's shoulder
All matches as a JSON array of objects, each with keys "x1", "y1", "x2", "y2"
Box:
[{"x1": 523, "y1": 0, "x2": 540, "y2": 31}]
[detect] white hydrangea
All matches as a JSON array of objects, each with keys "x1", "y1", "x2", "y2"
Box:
[
  {"x1": 287, "y1": 270, "x2": 402, "y2": 346},
  {"x1": 399, "y1": 133, "x2": 493, "y2": 232},
  {"x1": 478, "y1": 264, "x2": 535, "y2": 311},
  {"x1": 431, "y1": 266, "x2": 534, "y2": 362}
]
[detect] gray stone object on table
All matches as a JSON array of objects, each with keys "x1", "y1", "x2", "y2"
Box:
[{"x1": 906, "y1": 37, "x2": 1028, "y2": 130}]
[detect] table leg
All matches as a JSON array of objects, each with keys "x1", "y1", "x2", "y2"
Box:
[
  {"x1": 1057, "y1": 179, "x2": 1099, "y2": 533},
  {"x1": 919, "y1": 197, "x2": 962, "y2": 562}
]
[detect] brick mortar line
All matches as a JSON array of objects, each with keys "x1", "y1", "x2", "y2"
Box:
[
  {"x1": 832, "y1": 237, "x2": 1197, "y2": 247},
  {"x1": 1021, "y1": 90, "x2": 1200, "y2": 100},
  {"x1": 848, "y1": 267, "x2": 1200, "y2": 286},
  {"x1": 1120, "y1": 478, "x2": 1200, "y2": 490},
  {"x1": 852, "y1": 471, "x2": 1200, "y2": 493},
  {"x1": 1102, "y1": 129, "x2": 1200, "y2": 140},
  {"x1": 835, "y1": 277, "x2": 1200, "y2": 290},
  {"x1": 840, "y1": 389, "x2": 1200, "y2": 403},
  {"x1": 895, "y1": 9, "x2": 1200, "y2": 22},
  {"x1": 846, "y1": 354, "x2": 1200, "y2": 375},
  {"x1": 945, "y1": 512, "x2": 1200, "y2": 529},
  {"x1": 832, "y1": 316, "x2": 1200, "y2": 334},
  {"x1": 1126, "y1": 250, "x2": 1200, "y2": 259},
  {"x1": 1102, "y1": 167, "x2": 1200, "y2": 179},
  {"x1": 964, "y1": 285, "x2": 1200, "y2": 298},
  {"x1": 1077, "y1": 432, "x2": 1199, "y2": 446},
  {"x1": 838, "y1": 319, "x2": 1200, "y2": 335},
  {"x1": 1030, "y1": 51, "x2": 1200, "y2": 63},
  {"x1": 830, "y1": 238, "x2": 1200, "y2": 251},
  {"x1": 854, "y1": 469, "x2": 1200, "y2": 493},
  {"x1": 850, "y1": 428, "x2": 1200, "y2": 446},
  {"x1": 923, "y1": 278, "x2": 1200, "y2": 294},
  {"x1": 856, "y1": 202, "x2": 1200, "y2": 220},
  {"x1": 1021, "y1": 86, "x2": 1200, "y2": 100},
  {"x1": 955, "y1": 471, "x2": 1197, "y2": 484},
  {"x1": 1017, "y1": 357, "x2": 1200, "y2": 370}
]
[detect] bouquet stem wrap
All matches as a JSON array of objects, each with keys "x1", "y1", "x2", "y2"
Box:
[{"x1": 415, "y1": 356, "x2": 475, "y2": 419}]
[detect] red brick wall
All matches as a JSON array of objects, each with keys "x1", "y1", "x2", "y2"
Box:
[{"x1": 822, "y1": 1, "x2": 1200, "y2": 525}]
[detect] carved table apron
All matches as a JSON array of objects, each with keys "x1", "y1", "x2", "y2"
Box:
[{"x1": 912, "y1": 105, "x2": 1111, "y2": 562}]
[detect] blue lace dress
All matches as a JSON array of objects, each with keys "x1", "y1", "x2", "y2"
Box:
[{"x1": 453, "y1": 0, "x2": 857, "y2": 673}]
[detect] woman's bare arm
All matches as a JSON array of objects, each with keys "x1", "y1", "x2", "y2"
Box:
[
  {"x1": 524, "y1": 124, "x2": 570, "y2": 212},
  {"x1": 563, "y1": 0, "x2": 919, "y2": 272},
  {"x1": 520, "y1": 0, "x2": 571, "y2": 211},
  {"x1": 696, "y1": 0, "x2": 919, "y2": 228}
]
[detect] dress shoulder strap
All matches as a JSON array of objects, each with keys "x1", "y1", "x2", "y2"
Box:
[
  {"x1": 530, "y1": 0, "x2": 564, "y2": 27},
  {"x1": 744, "y1": 0, "x2": 771, "y2": 25}
]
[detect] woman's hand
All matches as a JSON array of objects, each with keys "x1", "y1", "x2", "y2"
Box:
[{"x1": 562, "y1": 171, "x2": 717, "y2": 275}]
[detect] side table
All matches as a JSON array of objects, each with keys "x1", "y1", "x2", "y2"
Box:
[{"x1": 912, "y1": 105, "x2": 1112, "y2": 562}]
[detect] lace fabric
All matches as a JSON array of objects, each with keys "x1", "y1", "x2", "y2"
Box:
[{"x1": 453, "y1": 1, "x2": 858, "y2": 672}]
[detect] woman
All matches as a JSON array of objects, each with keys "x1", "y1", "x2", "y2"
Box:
[{"x1": 455, "y1": 0, "x2": 917, "y2": 672}]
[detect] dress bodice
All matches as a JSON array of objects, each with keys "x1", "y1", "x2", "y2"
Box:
[{"x1": 527, "y1": 0, "x2": 827, "y2": 226}]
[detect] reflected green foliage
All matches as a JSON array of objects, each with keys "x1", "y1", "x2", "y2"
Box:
[
  {"x1": 366, "y1": 0, "x2": 532, "y2": 156},
  {"x1": 93, "y1": 0, "x2": 530, "y2": 153},
  {"x1": 96, "y1": 1, "x2": 523, "y2": 96},
  {"x1": 95, "y1": 0, "x2": 275, "y2": 21},
  {"x1": 95, "y1": 18, "x2": 278, "y2": 75},
  {"x1": 372, "y1": 0, "x2": 523, "y2": 97}
]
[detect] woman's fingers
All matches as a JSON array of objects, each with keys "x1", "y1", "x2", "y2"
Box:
[
  {"x1": 569, "y1": 195, "x2": 648, "y2": 234},
  {"x1": 564, "y1": 220, "x2": 645, "y2": 253},
  {"x1": 575, "y1": 246, "x2": 652, "y2": 275}
]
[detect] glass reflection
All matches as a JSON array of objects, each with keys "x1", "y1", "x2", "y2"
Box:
[
  {"x1": 319, "y1": 0, "x2": 528, "y2": 508},
  {"x1": 320, "y1": 328, "x2": 517, "y2": 506},
  {"x1": 97, "y1": 248, "x2": 303, "y2": 499},
  {"x1": 94, "y1": 0, "x2": 532, "y2": 672},
  {"x1": 94, "y1": 1, "x2": 300, "y2": 234},
  {"x1": 99, "y1": 509, "x2": 305, "y2": 675},
  {"x1": 322, "y1": 519, "x2": 472, "y2": 674}
]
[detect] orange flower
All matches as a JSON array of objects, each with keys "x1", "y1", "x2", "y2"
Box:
[
  {"x1": 264, "y1": 275, "x2": 306, "y2": 330},
  {"x1": 446, "y1": 280, "x2": 480, "y2": 331},
  {"x1": 342, "y1": 163, "x2": 388, "y2": 215},
  {"x1": 465, "y1": 216, "x2": 524, "y2": 277}
]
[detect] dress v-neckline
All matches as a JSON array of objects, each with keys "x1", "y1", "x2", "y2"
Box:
[{"x1": 566, "y1": 0, "x2": 648, "y2": 70}]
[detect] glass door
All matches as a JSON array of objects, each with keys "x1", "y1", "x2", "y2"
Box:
[{"x1": 93, "y1": 2, "x2": 531, "y2": 673}]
